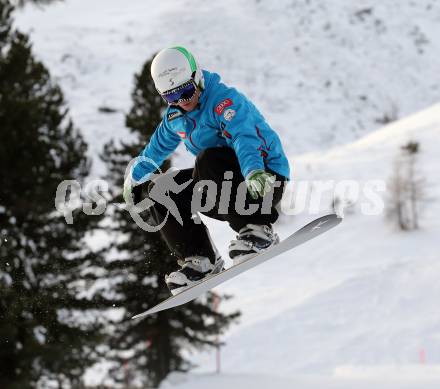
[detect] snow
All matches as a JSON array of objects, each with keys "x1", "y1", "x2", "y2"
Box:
[
  {"x1": 14, "y1": 0, "x2": 440, "y2": 177},
  {"x1": 185, "y1": 104, "x2": 440, "y2": 386},
  {"x1": 11, "y1": 1, "x2": 440, "y2": 387},
  {"x1": 159, "y1": 372, "x2": 440, "y2": 389}
]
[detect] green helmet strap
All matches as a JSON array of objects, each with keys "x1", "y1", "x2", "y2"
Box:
[{"x1": 172, "y1": 46, "x2": 197, "y2": 73}]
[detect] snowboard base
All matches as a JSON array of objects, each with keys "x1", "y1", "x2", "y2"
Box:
[{"x1": 132, "y1": 214, "x2": 342, "y2": 320}]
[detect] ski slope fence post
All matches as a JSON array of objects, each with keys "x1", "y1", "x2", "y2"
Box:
[{"x1": 419, "y1": 349, "x2": 426, "y2": 364}]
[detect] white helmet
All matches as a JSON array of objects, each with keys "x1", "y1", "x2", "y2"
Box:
[{"x1": 151, "y1": 46, "x2": 204, "y2": 94}]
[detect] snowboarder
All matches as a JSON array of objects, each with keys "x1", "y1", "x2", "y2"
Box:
[{"x1": 124, "y1": 46, "x2": 290, "y2": 295}]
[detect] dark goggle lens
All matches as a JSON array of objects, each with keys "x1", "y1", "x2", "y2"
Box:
[{"x1": 161, "y1": 81, "x2": 196, "y2": 104}]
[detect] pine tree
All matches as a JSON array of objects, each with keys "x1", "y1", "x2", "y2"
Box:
[
  {"x1": 13, "y1": 0, "x2": 58, "y2": 7},
  {"x1": 101, "y1": 57, "x2": 239, "y2": 388},
  {"x1": 0, "y1": 2, "x2": 104, "y2": 387},
  {"x1": 386, "y1": 140, "x2": 425, "y2": 230}
]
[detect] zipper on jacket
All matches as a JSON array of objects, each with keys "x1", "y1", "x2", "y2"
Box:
[{"x1": 187, "y1": 117, "x2": 201, "y2": 152}]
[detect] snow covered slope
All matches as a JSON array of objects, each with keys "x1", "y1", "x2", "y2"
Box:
[
  {"x1": 13, "y1": 1, "x2": 440, "y2": 385},
  {"x1": 187, "y1": 103, "x2": 440, "y2": 381},
  {"x1": 159, "y1": 371, "x2": 440, "y2": 389},
  {"x1": 14, "y1": 0, "x2": 440, "y2": 176}
]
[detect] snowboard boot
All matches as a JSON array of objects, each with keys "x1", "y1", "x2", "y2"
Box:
[
  {"x1": 165, "y1": 256, "x2": 225, "y2": 296},
  {"x1": 229, "y1": 224, "x2": 280, "y2": 266}
]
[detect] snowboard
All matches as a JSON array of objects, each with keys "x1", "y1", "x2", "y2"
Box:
[{"x1": 132, "y1": 213, "x2": 342, "y2": 320}]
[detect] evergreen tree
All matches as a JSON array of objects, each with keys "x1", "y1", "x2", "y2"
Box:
[
  {"x1": 0, "y1": 2, "x2": 103, "y2": 387},
  {"x1": 386, "y1": 140, "x2": 425, "y2": 230},
  {"x1": 101, "y1": 57, "x2": 239, "y2": 388},
  {"x1": 13, "y1": 0, "x2": 59, "y2": 7}
]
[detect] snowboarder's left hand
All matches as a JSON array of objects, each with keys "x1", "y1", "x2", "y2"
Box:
[
  {"x1": 123, "y1": 178, "x2": 143, "y2": 205},
  {"x1": 245, "y1": 169, "x2": 276, "y2": 199}
]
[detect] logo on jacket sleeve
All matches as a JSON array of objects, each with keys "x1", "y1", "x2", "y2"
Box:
[
  {"x1": 167, "y1": 111, "x2": 183, "y2": 122},
  {"x1": 223, "y1": 109, "x2": 236, "y2": 121},
  {"x1": 215, "y1": 98, "x2": 233, "y2": 115}
]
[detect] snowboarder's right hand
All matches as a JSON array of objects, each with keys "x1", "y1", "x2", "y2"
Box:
[
  {"x1": 123, "y1": 178, "x2": 143, "y2": 205},
  {"x1": 245, "y1": 169, "x2": 276, "y2": 200}
]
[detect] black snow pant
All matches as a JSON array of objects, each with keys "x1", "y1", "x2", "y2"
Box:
[{"x1": 146, "y1": 147, "x2": 286, "y2": 263}]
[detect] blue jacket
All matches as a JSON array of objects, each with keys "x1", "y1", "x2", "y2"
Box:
[{"x1": 132, "y1": 70, "x2": 290, "y2": 182}]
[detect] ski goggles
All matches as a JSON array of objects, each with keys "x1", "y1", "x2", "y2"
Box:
[{"x1": 160, "y1": 79, "x2": 197, "y2": 105}]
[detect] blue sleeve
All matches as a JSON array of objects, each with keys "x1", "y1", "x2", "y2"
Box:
[
  {"x1": 131, "y1": 120, "x2": 181, "y2": 183},
  {"x1": 213, "y1": 95, "x2": 265, "y2": 178}
]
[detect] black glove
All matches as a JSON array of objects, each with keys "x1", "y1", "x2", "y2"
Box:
[{"x1": 132, "y1": 184, "x2": 143, "y2": 205}]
